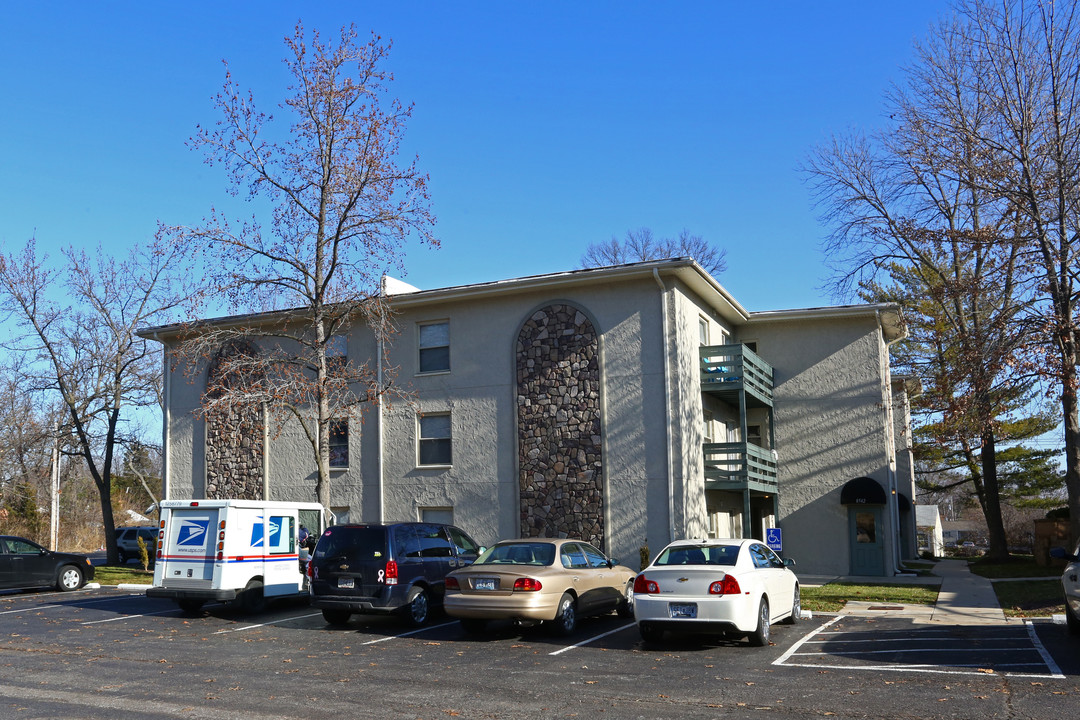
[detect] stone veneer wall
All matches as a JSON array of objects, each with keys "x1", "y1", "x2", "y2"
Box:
[
  {"x1": 516, "y1": 304, "x2": 604, "y2": 547},
  {"x1": 204, "y1": 343, "x2": 264, "y2": 500}
]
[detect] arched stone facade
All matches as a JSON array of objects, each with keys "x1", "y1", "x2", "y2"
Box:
[
  {"x1": 516, "y1": 303, "x2": 604, "y2": 547},
  {"x1": 204, "y1": 342, "x2": 264, "y2": 500}
]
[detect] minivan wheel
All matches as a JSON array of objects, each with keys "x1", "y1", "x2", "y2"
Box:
[
  {"x1": 322, "y1": 609, "x2": 351, "y2": 626},
  {"x1": 402, "y1": 586, "x2": 430, "y2": 627},
  {"x1": 550, "y1": 593, "x2": 577, "y2": 636},
  {"x1": 117, "y1": 549, "x2": 128, "y2": 565}
]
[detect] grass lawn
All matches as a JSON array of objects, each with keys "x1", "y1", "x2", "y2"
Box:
[
  {"x1": 801, "y1": 583, "x2": 939, "y2": 613},
  {"x1": 993, "y1": 579, "x2": 1064, "y2": 618},
  {"x1": 93, "y1": 566, "x2": 154, "y2": 585},
  {"x1": 968, "y1": 554, "x2": 1063, "y2": 579}
]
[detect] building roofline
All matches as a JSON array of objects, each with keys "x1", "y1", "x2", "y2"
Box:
[{"x1": 137, "y1": 258, "x2": 904, "y2": 342}]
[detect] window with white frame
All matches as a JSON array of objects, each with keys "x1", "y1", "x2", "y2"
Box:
[
  {"x1": 418, "y1": 321, "x2": 450, "y2": 374},
  {"x1": 418, "y1": 413, "x2": 452, "y2": 466},
  {"x1": 698, "y1": 316, "x2": 709, "y2": 346}
]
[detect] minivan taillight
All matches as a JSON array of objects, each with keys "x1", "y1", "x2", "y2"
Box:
[
  {"x1": 385, "y1": 560, "x2": 398, "y2": 585},
  {"x1": 709, "y1": 575, "x2": 741, "y2": 595},
  {"x1": 633, "y1": 574, "x2": 659, "y2": 594}
]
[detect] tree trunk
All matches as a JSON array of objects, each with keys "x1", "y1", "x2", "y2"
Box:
[
  {"x1": 979, "y1": 431, "x2": 1010, "y2": 561},
  {"x1": 1062, "y1": 365, "x2": 1080, "y2": 549}
]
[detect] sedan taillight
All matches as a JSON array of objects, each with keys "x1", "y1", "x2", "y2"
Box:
[
  {"x1": 513, "y1": 577, "x2": 542, "y2": 591},
  {"x1": 633, "y1": 574, "x2": 659, "y2": 594},
  {"x1": 709, "y1": 575, "x2": 742, "y2": 595},
  {"x1": 445, "y1": 576, "x2": 460, "y2": 590}
]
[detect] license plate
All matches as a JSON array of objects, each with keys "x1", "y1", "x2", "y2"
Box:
[
  {"x1": 473, "y1": 578, "x2": 498, "y2": 591},
  {"x1": 337, "y1": 577, "x2": 355, "y2": 589},
  {"x1": 669, "y1": 603, "x2": 697, "y2": 618}
]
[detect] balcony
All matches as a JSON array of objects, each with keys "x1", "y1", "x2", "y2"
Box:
[
  {"x1": 703, "y1": 442, "x2": 779, "y2": 494},
  {"x1": 700, "y1": 344, "x2": 773, "y2": 407}
]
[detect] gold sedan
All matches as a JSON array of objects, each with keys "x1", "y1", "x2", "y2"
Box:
[{"x1": 444, "y1": 538, "x2": 637, "y2": 635}]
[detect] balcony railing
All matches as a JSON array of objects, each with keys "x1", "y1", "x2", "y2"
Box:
[
  {"x1": 703, "y1": 442, "x2": 779, "y2": 493},
  {"x1": 699, "y1": 344, "x2": 773, "y2": 406}
]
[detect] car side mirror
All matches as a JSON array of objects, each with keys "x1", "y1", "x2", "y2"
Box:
[
  {"x1": 783, "y1": 558, "x2": 796, "y2": 568},
  {"x1": 608, "y1": 558, "x2": 618, "y2": 568}
]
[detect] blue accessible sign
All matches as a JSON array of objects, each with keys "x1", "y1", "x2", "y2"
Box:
[{"x1": 766, "y1": 528, "x2": 782, "y2": 553}]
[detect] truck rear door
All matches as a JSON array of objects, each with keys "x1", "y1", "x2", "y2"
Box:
[{"x1": 159, "y1": 507, "x2": 220, "y2": 588}]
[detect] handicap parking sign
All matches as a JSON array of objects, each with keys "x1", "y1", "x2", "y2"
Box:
[{"x1": 766, "y1": 528, "x2": 782, "y2": 552}]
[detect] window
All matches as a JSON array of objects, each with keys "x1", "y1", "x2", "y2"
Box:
[
  {"x1": 746, "y1": 424, "x2": 762, "y2": 447},
  {"x1": 327, "y1": 334, "x2": 348, "y2": 373},
  {"x1": 698, "y1": 317, "x2": 709, "y2": 346},
  {"x1": 703, "y1": 410, "x2": 714, "y2": 444},
  {"x1": 420, "y1": 507, "x2": 454, "y2": 525},
  {"x1": 418, "y1": 321, "x2": 450, "y2": 373},
  {"x1": 329, "y1": 419, "x2": 349, "y2": 468},
  {"x1": 419, "y1": 413, "x2": 452, "y2": 466}
]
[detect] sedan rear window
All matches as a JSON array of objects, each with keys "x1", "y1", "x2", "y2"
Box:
[
  {"x1": 476, "y1": 542, "x2": 555, "y2": 566},
  {"x1": 655, "y1": 545, "x2": 739, "y2": 566}
]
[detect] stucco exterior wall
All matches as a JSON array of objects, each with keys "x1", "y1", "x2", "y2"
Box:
[{"x1": 746, "y1": 314, "x2": 895, "y2": 576}]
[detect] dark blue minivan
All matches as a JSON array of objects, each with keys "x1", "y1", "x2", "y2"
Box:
[{"x1": 308, "y1": 522, "x2": 483, "y2": 627}]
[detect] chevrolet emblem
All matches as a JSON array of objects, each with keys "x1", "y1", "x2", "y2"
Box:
[
  {"x1": 338, "y1": 564, "x2": 349, "y2": 571},
  {"x1": 677, "y1": 577, "x2": 689, "y2": 583}
]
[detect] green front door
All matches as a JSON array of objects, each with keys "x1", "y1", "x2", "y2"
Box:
[{"x1": 849, "y1": 506, "x2": 885, "y2": 576}]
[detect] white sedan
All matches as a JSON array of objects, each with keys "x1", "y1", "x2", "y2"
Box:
[
  {"x1": 1050, "y1": 541, "x2": 1080, "y2": 635},
  {"x1": 633, "y1": 538, "x2": 799, "y2": 646}
]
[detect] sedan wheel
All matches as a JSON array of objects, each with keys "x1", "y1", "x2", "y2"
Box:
[
  {"x1": 57, "y1": 565, "x2": 84, "y2": 592},
  {"x1": 748, "y1": 597, "x2": 770, "y2": 646},
  {"x1": 550, "y1": 593, "x2": 577, "y2": 636},
  {"x1": 616, "y1": 580, "x2": 635, "y2": 618},
  {"x1": 781, "y1": 585, "x2": 800, "y2": 625}
]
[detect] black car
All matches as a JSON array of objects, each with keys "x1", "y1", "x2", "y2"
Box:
[
  {"x1": 0, "y1": 535, "x2": 95, "y2": 592},
  {"x1": 308, "y1": 522, "x2": 483, "y2": 627}
]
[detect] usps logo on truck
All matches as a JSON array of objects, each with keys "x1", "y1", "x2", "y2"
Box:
[
  {"x1": 176, "y1": 519, "x2": 211, "y2": 553},
  {"x1": 249, "y1": 516, "x2": 283, "y2": 549}
]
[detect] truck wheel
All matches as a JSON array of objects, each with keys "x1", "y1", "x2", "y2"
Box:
[
  {"x1": 240, "y1": 579, "x2": 266, "y2": 613},
  {"x1": 401, "y1": 586, "x2": 430, "y2": 627},
  {"x1": 56, "y1": 565, "x2": 84, "y2": 592},
  {"x1": 322, "y1": 609, "x2": 351, "y2": 626},
  {"x1": 177, "y1": 599, "x2": 206, "y2": 614}
]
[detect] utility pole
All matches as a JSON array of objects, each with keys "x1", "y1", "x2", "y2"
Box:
[{"x1": 49, "y1": 428, "x2": 59, "y2": 550}]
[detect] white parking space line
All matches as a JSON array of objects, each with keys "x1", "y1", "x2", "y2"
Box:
[
  {"x1": 548, "y1": 622, "x2": 636, "y2": 655},
  {"x1": 0, "y1": 594, "x2": 139, "y2": 616},
  {"x1": 1025, "y1": 620, "x2": 1064, "y2": 678},
  {"x1": 82, "y1": 610, "x2": 179, "y2": 625},
  {"x1": 213, "y1": 612, "x2": 324, "y2": 634},
  {"x1": 360, "y1": 620, "x2": 458, "y2": 644},
  {"x1": 774, "y1": 615, "x2": 1065, "y2": 679}
]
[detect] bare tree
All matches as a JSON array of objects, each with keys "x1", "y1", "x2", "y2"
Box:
[
  {"x1": 806, "y1": 0, "x2": 1080, "y2": 548},
  {"x1": 0, "y1": 238, "x2": 194, "y2": 562},
  {"x1": 169, "y1": 24, "x2": 436, "y2": 513},
  {"x1": 581, "y1": 228, "x2": 727, "y2": 276}
]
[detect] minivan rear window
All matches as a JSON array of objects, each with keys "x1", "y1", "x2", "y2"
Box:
[{"x1": 314, "y1": 527, "x2": 387, "y2": 560}]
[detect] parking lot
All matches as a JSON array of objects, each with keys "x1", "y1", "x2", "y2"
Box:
[{"x1": 0, "y1": 587, "x2": 1078, "y2": 719}]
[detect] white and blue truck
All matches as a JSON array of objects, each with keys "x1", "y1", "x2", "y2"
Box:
[{"x1": 147, "y1": 499, "x2": 329, "y2": 613}]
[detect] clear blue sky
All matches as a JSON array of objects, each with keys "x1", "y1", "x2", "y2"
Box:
[{"x1": 0, "y1": 1, "x2": 950, "y2": 313}]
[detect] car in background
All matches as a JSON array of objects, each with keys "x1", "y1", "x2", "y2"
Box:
[
  {"x1": 443, "y1": 538, "x2": 636, "y2": 635},
  {"x1": 114, "y1": 526, "x2": 158, "y2": 565},
  {"x1": 308, "y1": 522, "x2": 483, "y2": 627},
  {"x1": 1050, "y1": 541, "x2": 1080, "y2": 635},
  {"x1": 633, "y1": 538, "x2": 799, "y2": 646},
  {"x1": 0, "y1": 535, "x2": 95, "y2": 592}
]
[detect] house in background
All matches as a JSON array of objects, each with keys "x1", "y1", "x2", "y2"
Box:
[
  {"x1": 916, "y1": 504, "x2": 944, "y2": 557},
  {"x1": 140, "y1": 258, "x2": 916, "y2": 577}
]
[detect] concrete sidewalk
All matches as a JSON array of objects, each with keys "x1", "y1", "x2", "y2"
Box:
[{"x1": 801, "y1": 558, "x2": 1010, "y2": 625}]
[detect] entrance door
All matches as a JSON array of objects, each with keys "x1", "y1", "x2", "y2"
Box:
[{"x1": 849, "y1": 507, "x2": 885, "y2": 576}]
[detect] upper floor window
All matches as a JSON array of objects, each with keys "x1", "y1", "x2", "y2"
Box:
[
  {"x1": 327, "y1": 334, "x2": 348, "y2": 373},
  {"x1": 418, "y1": 413, "x2": 452, "y2": 466},
  {"x1": 329, "y1": 419, "x2": 349, "y2": 468},
  {"x1": 698, "y1": 317, "x2": 709, "y2": 346},
  {"x1": 418, "y1": 321, "x2": 450, "y2": 374}
]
